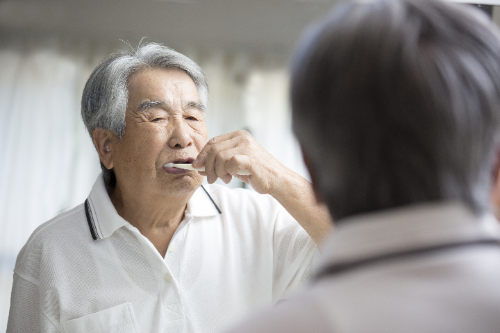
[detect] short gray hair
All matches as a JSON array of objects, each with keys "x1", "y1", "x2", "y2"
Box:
[
  {"x1": 291, "y1": 0, "x2": 500, "y2": 221},
  {"x1": 81, "y1": 43, "x2": 208, "y2": 191}
]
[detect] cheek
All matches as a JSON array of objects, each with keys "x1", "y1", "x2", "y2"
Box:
[
  {"x1": 124, "y1": 127, "x2": 169, "y2": 158},
  {"x1": 194, "y1": 129, "x2": 208, "y2": 151},
  {"x1": 149, "y1": 128, "x2": 170, "y2": 148},
  {"x1": 194, "y1": 141, "x2": 205, "y2": 153}
]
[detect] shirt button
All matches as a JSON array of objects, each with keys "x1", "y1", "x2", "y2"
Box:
[
  {"x1": 169, "y1": 245, "x2": 177, "y2": 253},
  {"x1": 164, "y1": 273, "x2": 172, "y2": 282}
]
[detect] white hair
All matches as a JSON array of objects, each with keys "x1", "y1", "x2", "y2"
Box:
[
  {"x1": 81, "y1": 42, "x2": 208, "y2": 139},
  {"x1": 81, "y1": 42, "x2": 209, "y2": 191}
]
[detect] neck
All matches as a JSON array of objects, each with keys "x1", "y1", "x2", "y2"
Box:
[{"x1": 110, "y1": 183, "x2": 195, "y2": 235}]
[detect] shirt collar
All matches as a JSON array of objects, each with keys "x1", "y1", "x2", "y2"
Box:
[
  {"x1": 319, "y1": 202, "x2": 500, "y2": 270},
  {"x1": 187, "y1": 185, "x2": 222, "y2": 217},
  {"x1": 84, "y1": 174, "x2": 220, "y2": 241},
  {"x1": 84, "y1": 173, "x2": 127, "y2": 240}
]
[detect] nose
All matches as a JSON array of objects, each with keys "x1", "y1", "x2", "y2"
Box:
[{"x1": 167, "y1": 120, "x2": 193, "y2": 149}]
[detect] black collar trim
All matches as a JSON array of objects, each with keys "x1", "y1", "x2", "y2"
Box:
[
  {"x1": 315, "y1": 238, "x2": 500, "y2": 279},
  {"x1": 84, "y1": 199, "x2": 101, "y2": 241},
  {"x1": 201, "y1": 185, "x2": 222, "y2": 214},
  {"x1": 84, "y1": 185, "x2": 221, "y2": 241}
]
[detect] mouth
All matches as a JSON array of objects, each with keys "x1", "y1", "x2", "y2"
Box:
[
  {"x1": 163, "y1": 157, "x2": 196, "y2": 175},
  {"x1": 169, "y1": 157, "x2": 195, "y2": 165}
]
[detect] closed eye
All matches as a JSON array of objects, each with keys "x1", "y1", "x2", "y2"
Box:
[{"x1": 152, "y1": 118, "x2": 163, "y2": 122}]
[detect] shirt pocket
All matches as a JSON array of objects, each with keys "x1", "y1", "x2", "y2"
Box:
[{"x1": 60, "y1": 302, "x2": 140, "y2": 333}]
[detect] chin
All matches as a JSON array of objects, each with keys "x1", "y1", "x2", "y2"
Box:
[{"x1": 158, "y1": 172, "x2": 204, "y2": 194}]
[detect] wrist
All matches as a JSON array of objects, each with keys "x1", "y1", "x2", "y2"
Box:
[{"x1": 267, "y1": 165, "x2": 299, "y2": 200}]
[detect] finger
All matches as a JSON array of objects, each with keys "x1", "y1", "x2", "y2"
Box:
[
  {"x1": 234, "y1": 174, "x2": 251, "y2": 184},
  {"x1": 202, "y1": 136, "x2": 248, "y2": 184},
  {"x1": 224, "y1": 152, "x2": 252, "y2": 176},
  {"x1": 214, "y1": 148, "x2": 253, "y2": 184},
  {"x1": 221, "y1": 174, "x2": 233, "y2": 184},
  {"x1": 192, "y1": 132, "x2": 241, "y2": 168},
  {"x1": 214, "y1": 150, "x2": 233, "y2": 184},
  {"x1": 192, "y1": 130, "x2": 253, "y2": 168}
]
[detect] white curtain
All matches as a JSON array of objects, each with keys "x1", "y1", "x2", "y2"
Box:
[{"x1": 0, "y1": 35, "x2": 308, "y2": 331}]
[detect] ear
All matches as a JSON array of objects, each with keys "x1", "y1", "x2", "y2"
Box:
[
  {"x1": 300, "y1": 145, "x2": 325, "y2": 204},
  {"x1": 491, "y1": 150, "x2": 500, "y2": 221},
  {"x1": 92, "y1": 128, "x2": 117, "y2": 170}
]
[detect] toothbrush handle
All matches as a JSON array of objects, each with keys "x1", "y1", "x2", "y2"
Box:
[
  {"x1": 173, "y1": 164, "x2": 251, "y2": 176},
  {"x1": 201, "y1": 167, "x2": 251, "y2": 176}
]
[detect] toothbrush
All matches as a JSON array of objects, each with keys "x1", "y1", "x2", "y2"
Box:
[{"x1": 164, "y1": 163, "x2": 251, "y2": 175}]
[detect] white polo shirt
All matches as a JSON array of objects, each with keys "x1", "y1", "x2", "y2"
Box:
[{"x1": 7, "y1": 174, "x2": 317, "y2": 333}]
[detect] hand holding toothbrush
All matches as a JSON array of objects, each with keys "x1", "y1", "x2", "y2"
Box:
[
  {"x1": 187, "y1": 129, "x2": 331, "y2": 243},
  {"x1": 191, "y1": 130, "x2": 287, "y2": 196}
]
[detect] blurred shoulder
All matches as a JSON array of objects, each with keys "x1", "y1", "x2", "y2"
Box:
[{"x1": 223, "y1": 290, "x2": 331, "y2": 333}]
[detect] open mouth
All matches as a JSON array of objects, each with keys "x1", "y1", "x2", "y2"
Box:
[
  {"x1": 163, "y1": 157, "x2": 196, "y2": 174},
  {"x1": 170, "y1": 158, "x2": 195, "y2": 165}
]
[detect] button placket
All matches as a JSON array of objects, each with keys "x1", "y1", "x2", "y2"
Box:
[
  {"x1": 160, "y1": 274, "x2": 185, "y2": 321},
  {"x1": 164, "y1": 272, "x2": 173, "y2": 282},
  {"x1": 165, "y1": 240, "x2": 181, "y2": 279},
  {"x1": 165, "y1": 214, "x2": 190, "y2": 276},
  {"x1": 159, "y1": 214, "x2": 191, "y2": 316}
]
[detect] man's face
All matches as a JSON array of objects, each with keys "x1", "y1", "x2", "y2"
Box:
[{"x1": 111, "y1": 67, "x2": 208, "y2": 197}]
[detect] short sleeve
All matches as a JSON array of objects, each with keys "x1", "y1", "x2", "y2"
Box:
[
  {"x1": 272, "y1": 207, "x2": 318, "y2": 302},
  {"x1": 7, "y1": 273, "x2": 59, "y2": 333}
]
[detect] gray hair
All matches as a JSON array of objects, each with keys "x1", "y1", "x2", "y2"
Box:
[
  {"x1": 81, "y1": 43, "x2": 208, "y2": 191},
  {"x1": 291, "y1": 0, "x2": 500, "y2": 221}
]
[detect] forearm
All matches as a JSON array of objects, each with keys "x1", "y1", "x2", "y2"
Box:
[
  {"x1": 269, "y1": 168, "x2": 333, "y2": 245},
  {"x1": 193, "y1": 130, "x2": 333, "y2": 243}
]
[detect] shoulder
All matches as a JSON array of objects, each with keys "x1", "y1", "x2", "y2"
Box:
[
  {"x1": 14, "y1": 203, "x2": 90, "y2": 282},
  {"x1": 224, "y1": 290, "x2": 331, "y2": 333}
]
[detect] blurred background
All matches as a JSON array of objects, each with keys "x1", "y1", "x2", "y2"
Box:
[{"x1": 0, "y1": 0, "x2": 499, "y2": 330}]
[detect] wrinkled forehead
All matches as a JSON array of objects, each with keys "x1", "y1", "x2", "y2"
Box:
[
  {"x1": 126, "y1": 67, "x2": 206, "y2": 112},
  {"x1": 135, "y1": 100, "x2": 206, "y2": 114}
]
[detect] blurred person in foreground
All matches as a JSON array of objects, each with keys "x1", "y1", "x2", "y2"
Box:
[
  {"x1": 225, "y1": 0, "x2": 500, "y2": 332},
  {"x1": 7, "y1": 43, "x2": 332, "y2": 333}
]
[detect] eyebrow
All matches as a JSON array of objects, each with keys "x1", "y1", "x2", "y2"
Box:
[
  {"x1": 136, "y1": 100, "x2": 206, "y2": 112},
  {"x1": 136, "y1": 100, "x2": 165, "y2": 112},
  {"x1": 187, "y1": 101, "x2": 206, "y2": 111}
]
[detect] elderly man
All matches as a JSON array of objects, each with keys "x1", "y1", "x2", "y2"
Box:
[
  {"x1": 7, "y1": 44, "x2": 331, "y2": 332},
  {"x1": 225, "y1": 0, "x2": 500, "y2": 332}
]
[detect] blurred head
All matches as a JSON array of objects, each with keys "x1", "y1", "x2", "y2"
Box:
[
  {"x1": 291, "y1": 0, "x2": 500, "y2": 221},
  {"x1": 81, "y1": 43, "x2": 209, "y2": 193}
]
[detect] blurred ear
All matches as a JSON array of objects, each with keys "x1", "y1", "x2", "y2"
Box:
[
  {"x1": 490, "y1": 146, "x2": 500, "y2": 221},
  {"x1": 300, "y1": 145, "x2": 325, "y2": 204},
  {"x1": 92, "y1": 128, "x2": 117, "y2": 170}
]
